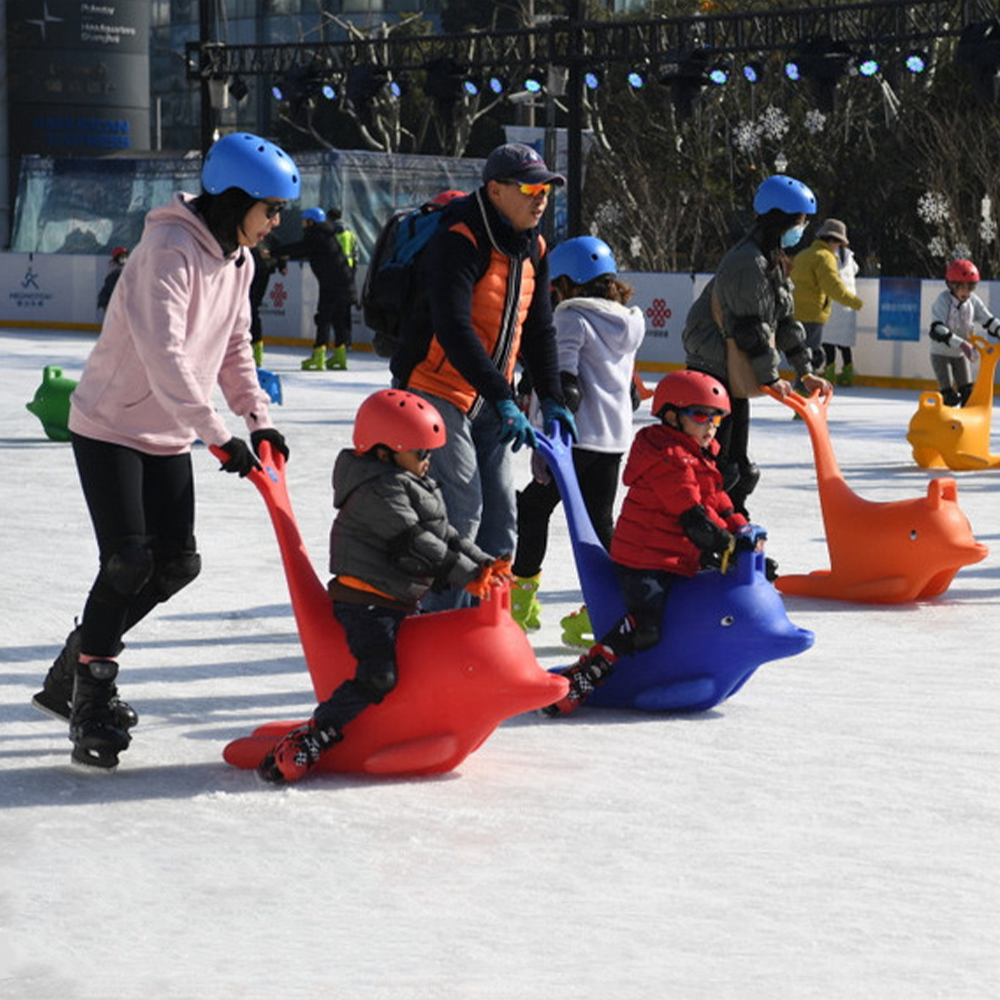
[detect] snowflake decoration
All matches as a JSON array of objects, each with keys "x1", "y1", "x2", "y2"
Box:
[
  {"x1": 593, "y1": 201, "x2": 623, "y2": 229},
  {"x1": 917, "y1": 191, "x2": 950, "y2": 226},
  {"x1": 804, "y1": 109, "x2": 827, "y2": 134},
  {"x1": 928, "y1": 236, "x2": 948, "y2": 258},
  {"x1": 981, "y1": 217, "x2": 997, "y2": 243},
  {"x1": 630, "y1": 235, "x2": 643, "y2": 259},
  {"x1": 733, "y1": 120, "x2": 759, "y2": 154},
  {"x1": 952, "y1": 242, "x2": 972, "y2": 261},
  {"x1": 758, "y1": 106, "x2": 790, "y2": 142}
]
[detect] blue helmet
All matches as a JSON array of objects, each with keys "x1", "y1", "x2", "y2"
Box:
[
  {"x1": 549, "y1": 236, "x2": 617, "y2": 285},
  {"x1": 753, "y1": 174, "x2": 816, "y2": 216},
  {"x1": 302, "y1": 207, "x2": 326, "y2": 223},
  {"x1": 201, "y1": 133, "x2": 300, "y2": 200}
]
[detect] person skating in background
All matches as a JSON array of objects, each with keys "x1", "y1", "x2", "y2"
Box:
[
  {"x1": 683, "y1": 174, "x2": 832, "y2": 517},
  {"x1": 277, "y1": 206, "x2": 356, "y2": 371},
  {"x1": 248, "y1": 238, "x2": 286, "y2": 368},
  {"x1": 34, "y1": 132, "x2": 298, "y2": 769},
  {"x1": 393, "y1": 142, "x2": 577, "y2": 612},
  {"x1": 509, "y1": 236, "x2": 644, "y2": 644},
  {"x1": 790, "y1": 218, "x2": 863, "y2": 385},
  {"x1": 543, "y1": 371, "x2": 761, "y2": 717},
  {"x1": 928, "y1": 258, "x2": 1000, "y2": 406},
  {"x1": 821, "y1": 239, "x2": 861, "y2": 386},
  {"x1": 259, "y1": 389, "x2": 512, "y2": 784},
  {"x1": 96, "y1": 246, "x2": 129, "y2": 314}
]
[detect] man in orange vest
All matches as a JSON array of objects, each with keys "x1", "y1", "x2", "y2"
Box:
[{"x1": 396, "y1": 142, "x2": 577, "y2": 611}]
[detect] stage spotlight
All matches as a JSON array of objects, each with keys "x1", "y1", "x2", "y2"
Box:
[
  {"x1": 228, "y1": 76, "x2": 249, "y2": 102},
  {"x1": 320, "y1": 81, "x2": 337, "y2": 100},
  {"x1": 522, "y1": 68, "x2": 546, "y2": 94},
  {"x1": 905, "y1": 49, "x2": 929, "y2": 74},
  {"x1": 583, "y1": 68, "x2": 604, "y2": 91},
  {"x1": 487, "y1": 74, "x2": 508, "y2": 95},
  {"x1": 856, "y1": 51, "x2": 880, "y2": 77},
  {"x1": 627, "y1": 64, "x2": 649, "y2": 89},
  {"x1": 708, "y1": 59, "x2": 731, "y2": 85},
  {"x1": 742, "y1": 61, "x2": 764, "y2": 84},
  {"x1": 784, "y1": 58, "x2": 802, "y2": 81},
  {"x1": 462, "y1": 75, "x2": 482, "y2": 97}
]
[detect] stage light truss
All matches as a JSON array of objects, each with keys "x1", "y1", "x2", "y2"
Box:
[{"x1": 187, "y1": 0, "x2": 996, "y2": 86}]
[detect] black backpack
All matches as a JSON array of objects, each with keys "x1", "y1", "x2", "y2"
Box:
[{"x1": 362, "y1": 201, "x2": 452, "y2": 358}]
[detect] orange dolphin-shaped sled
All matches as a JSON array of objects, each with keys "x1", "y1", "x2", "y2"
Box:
[
  {"x1": 215, "y1": 442, "x2": 567, "y2": 776},
  {"x1": 906, "y1": 333, "x2": 1000, "y2": 470},
  {"x1": 768, "y1": 387, "x2": 988, "y2": 603}
]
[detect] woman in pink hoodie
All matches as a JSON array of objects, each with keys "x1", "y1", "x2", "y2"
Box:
[{"x1": 34, "y1": 133, "x2": 300, "y2": 770}]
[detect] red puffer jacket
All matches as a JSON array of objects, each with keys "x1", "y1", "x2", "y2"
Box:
[{"x1": 610, "y1": 423, "x2": 747, "y2": 576}]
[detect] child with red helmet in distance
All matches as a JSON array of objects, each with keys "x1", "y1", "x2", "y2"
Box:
[
  {"x1": 544, "y1": 370, "x2": 765, "y2": 716},
  {"x1": 929, "y1": 258, "x2": 1000, "y2": 406},
  {"x1": 260, "y1": 389, "x2": 512, "y2": 783}
]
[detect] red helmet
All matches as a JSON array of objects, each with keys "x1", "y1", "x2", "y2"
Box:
[
  {"x1": 653, "y1": 371, "x2": 731, "y2": 419},
  {"x1": 946, "y1": 258, "x2": 980, "y2": 284},
  {"x1": 430, "y1": 189, "x2": 466, "y2": 206},
  {"x1": 111, "y1": 246, "x2": 129, "y2": 261},
  {"x1": 353, "y1": 389, "x2": 446, "y2": 453}
]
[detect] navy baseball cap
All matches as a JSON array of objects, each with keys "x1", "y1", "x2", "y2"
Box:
[{"x1": 482, "y1": 143, "x2": 566, "y2": 186}]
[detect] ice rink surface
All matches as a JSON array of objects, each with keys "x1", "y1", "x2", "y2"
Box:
[{"x1": 1, "y1": 330, "x2": 997, "y2": 999}]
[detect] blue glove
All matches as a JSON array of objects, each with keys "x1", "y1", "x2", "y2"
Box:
[
  {"x1": 540, "y1": 397, "x2": 579, "y2": 442},
  {"x1": 495, "y1": 399, "x2": 537, "y2": 452},
  {"x1": 736, "y1": 523, "x2": 768, "y2": 551}
]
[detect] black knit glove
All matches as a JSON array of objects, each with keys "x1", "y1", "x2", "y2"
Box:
[
  {"x1": 251, "y1": 428, "x2": 290, "y2": 462},
  {"x1": 218, "y1": 437, "x2": 260, "y2": 477}
]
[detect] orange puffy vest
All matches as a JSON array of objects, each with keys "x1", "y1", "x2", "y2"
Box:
[{"x1": 407, "y1": 222, "x2": 541, "y2": 414}]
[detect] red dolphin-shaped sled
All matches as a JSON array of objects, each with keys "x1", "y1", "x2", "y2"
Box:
[{"x1": 215, "y1": 442, "x2": 567, "y2": 776}]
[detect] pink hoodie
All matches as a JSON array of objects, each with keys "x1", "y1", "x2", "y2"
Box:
[{"x1": 69, "y1": 193, "x2": 274, "y2": 455}]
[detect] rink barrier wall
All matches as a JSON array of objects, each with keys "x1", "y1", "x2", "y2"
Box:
[{"x1": 1, "y1": 253, "x2": 990, "y2": 391}]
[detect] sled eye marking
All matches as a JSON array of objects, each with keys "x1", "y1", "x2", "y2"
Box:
[
  {"x1": 720, "y1": 614, "x2": 735, "y2": 627},
  {"x1": 909, "y1": 529, "x2": 918, "y2": 541}
]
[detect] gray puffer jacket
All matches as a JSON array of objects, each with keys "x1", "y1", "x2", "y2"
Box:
[
  {"x1": 683, "y1": 235, "x2": 813, "y2": 387},
  {"x1": 329, "y1": 449, "x2": 491, "y2": 606}
]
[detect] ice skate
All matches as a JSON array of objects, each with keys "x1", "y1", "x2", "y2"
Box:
[
  {"x1": 69, "y1": 659, "x2": 132, "y2": 770},
  {"x1": 33, "y1": 626, "x2": 137, "y2": 729},
  {"x1": 300, "y1": 346, "x2": 327, "y2": 371},
  {"x1": 510, "y1": 574, "x2": 542, "y2": 631},
  {"x1": 541, "y1": 643, "x2": 617, "y2": 717},
  {"x1": 326, "y1": 345, "x2": 348, "y2": 370},
  {"x1": 258, "y1": 720, "x2": 342, "y2": 784},
  {"x1": 560, "y1": 605, "x2": 594, "y2": 649}
]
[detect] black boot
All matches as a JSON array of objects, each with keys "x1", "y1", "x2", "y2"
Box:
[
  {"x1": 541, "y1": 643, "x2": 618, "y2": 717},
  {"x1": 69, "y1": 660, "x2": 132, "y2": 769},
  {"x1": 33, "y1": 626, "x2": 137, "y2": 729}
]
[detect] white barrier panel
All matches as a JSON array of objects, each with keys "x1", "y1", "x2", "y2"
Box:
[{"x1": 2, "y1": 253, "x2": 998, "y2": 384}]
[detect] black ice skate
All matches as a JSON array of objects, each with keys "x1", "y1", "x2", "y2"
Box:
[
  {"x1": 258, "y1": 721, "x2": 342, "y2": 784},
  {"x1": 33, "y1": 626, "x2": 138, "y2": 730},
  {"x1": 69, "y1": 659, "x2": 132, "y2": 770},
  {"x1": 541, "y1": 643, "x2": 618, "y2": 717}
]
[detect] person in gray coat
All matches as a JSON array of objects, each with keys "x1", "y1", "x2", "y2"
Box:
[
  {"x1": 683, "y1": 174, "x2": 832, "y2": 516},
  {"x1": 260, "y1": 389, "x2": 512, "y2": 784}
]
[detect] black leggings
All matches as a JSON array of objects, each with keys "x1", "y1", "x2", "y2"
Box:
[
  {"x1": 72, "y1": 434, "x2": 198, "y2": 658},
  {"x1": 512, "y1": 448, "x2": 622, "y2": 578}
]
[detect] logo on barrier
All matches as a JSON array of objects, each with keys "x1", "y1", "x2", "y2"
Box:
[
  {"x1": 645, "y1": 297, "x2": 672, "y2": 333},
  {"x1": 9, "y1": 265, "x2": 52, "y2": 309}
]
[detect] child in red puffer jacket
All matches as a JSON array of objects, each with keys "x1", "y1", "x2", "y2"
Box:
[{"x1": 544, "y1": 369, "x2": 762, "y2": 716}]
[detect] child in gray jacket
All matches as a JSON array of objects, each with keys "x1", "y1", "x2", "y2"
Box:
[{"x1": 260, "y1": 389, "x2": 511, "y2": 783}]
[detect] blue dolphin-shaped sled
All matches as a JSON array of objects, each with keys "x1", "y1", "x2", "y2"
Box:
[{"x1": 534, "y1": 425, "x2": 815, "y2": 713}]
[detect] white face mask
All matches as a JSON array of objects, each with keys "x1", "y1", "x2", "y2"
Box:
[{"x1": 781, "y1": 224, "x2": 807, "y2": 248}]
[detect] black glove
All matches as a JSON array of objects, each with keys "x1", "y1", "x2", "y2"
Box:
[
  {"x1": 218, "y1": 437, "x2": 260, "y2": 477},
  {"x1": 251, "y1": 428, "x2": 289, "y2": 462},
  {"x1": 680, "y1": 504, "x2": 735, "y2": 555}
]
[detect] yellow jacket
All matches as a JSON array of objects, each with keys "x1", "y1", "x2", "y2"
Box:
[{"x1": 791, "y1": 240, "x2": 863, "y2": 324}]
